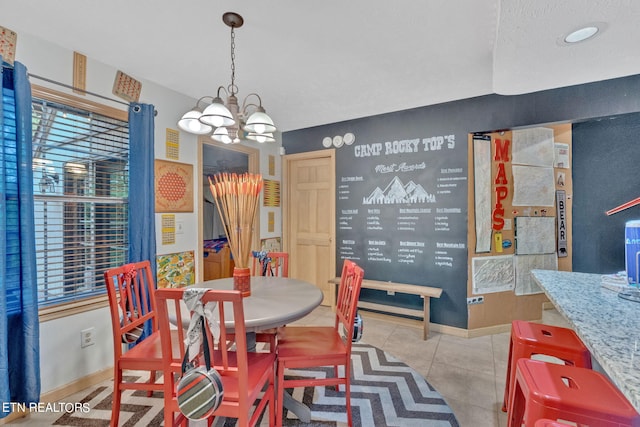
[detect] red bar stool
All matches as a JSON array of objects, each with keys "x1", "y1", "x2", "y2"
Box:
[
  {"x1": 508, "y1": 359, "x2": 640, "y2": 427},
  {"x1": 503, "y1": 320, "x2": 592, "y2": 412}
]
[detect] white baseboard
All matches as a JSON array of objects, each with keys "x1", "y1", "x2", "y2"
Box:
[{"x1": 42, "y1": 367, "x2": 114, "y2": 403}]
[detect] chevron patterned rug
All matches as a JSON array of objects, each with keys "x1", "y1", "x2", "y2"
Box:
[{"x1": 53, "y1": 344, "x2": 458, "y2": 426}]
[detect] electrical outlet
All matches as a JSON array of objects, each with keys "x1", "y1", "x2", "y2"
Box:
[
  {"x1": 81, "y1": 327, "x2": 95, "y2": 348},
  {"x1": 467, "y1": 296, "x2": 485, "y2": 305}
]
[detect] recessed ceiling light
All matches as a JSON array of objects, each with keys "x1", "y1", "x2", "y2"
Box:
[
  {"x1": 565, "y1": 26, "x2": 599, "y2": 43},
  {"x1": 560, "y1": 23, "x2": 607, "y2": 46}
]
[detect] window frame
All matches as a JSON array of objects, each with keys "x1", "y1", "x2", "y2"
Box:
[{"x1": 31, "y1": 85, "x2": 129, "y2": 322}]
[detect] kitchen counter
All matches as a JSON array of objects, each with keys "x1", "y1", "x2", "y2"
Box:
[{"x1": 531, "y1": 269, "x2": 640, "y2": 411}]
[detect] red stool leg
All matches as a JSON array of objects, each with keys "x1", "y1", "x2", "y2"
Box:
[
  {"x1": 502, "y1": 330, "x2": 515, "y2": 412},
  {"x1": 507, "y1": 365, "x2": 526, "y2": 427}
]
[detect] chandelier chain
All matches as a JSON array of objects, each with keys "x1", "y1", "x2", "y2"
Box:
[{"x1": 230, "y1": 26, "x2": 237, "y2": 96}]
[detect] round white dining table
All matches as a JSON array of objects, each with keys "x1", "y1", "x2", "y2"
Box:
[
  {"x1": 194, "y1": 275, "x2": 323, "y2": 424},
  {"x1": 195, "y1": 275, "x2": 324, "y2": 332}
]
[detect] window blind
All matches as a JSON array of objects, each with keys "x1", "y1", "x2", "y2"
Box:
[
  {"x1": 32, "y1": 97, "x2": 129, "y2": 306},
  {"x1": 2, "y1": 84, "x2": 22, "y2": 314}
]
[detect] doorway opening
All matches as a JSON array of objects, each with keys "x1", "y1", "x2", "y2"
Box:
[{"x1": 199, "y1": 139, "x2": 260, "y2": 281}]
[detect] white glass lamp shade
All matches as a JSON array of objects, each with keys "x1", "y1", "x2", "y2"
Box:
[
  {"x1": 246, "y1": 132, "x2": 275, "y2": 143},
  {"x1": 211, "y1": 127, "x2": 233, "y2": 144},
  {"x1": 200, "y1": 98, "x2": 235, "y2": 128},
  {"x1": 178, "y1": 109, "x2": 213, "y2": 135},
  {"x1": 244, "y1": 110, "x2": 276, "y2": 134}
]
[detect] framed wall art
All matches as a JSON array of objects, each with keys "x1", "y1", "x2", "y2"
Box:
[
  {"x1": 154, "y1": 159, "x2": 194, "y2": 212},
  {"x1": 112, "y1": 70, "x2": 142, "y2": 102},
  {"x1": 0, "y1": 26, "x2": 17, "y2": 65},
  {"x1": 156, "y1": 250, "x2": 195, "y2": 288},
  {"x1": 263, "y1": 179, "x2": 280, "y2": 207}
]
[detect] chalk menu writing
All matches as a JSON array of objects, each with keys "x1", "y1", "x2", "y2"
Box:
[{"x1": 336, "y1": 134, "x2": 468, "y2": 285}]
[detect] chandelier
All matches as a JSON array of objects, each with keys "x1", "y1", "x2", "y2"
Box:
[{"x1": 178, "y1": 12, "x2": 276, "y2": 144}]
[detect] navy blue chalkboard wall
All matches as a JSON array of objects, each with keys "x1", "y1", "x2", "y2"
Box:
[
  {"x1": 572, "y1": 112, "x2": 640, "y2": 275},
  {"x1": 283, "y1": 74, "x2": 640, "y2": 329}
]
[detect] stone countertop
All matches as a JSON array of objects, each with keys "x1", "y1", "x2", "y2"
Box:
[{"x1": 531, "y1": 269, "x2": 640, "y2": 412}]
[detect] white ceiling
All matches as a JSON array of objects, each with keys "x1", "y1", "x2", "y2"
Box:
[{"x1": 3, "y1": 0, "x2": 640, "y2": 132}]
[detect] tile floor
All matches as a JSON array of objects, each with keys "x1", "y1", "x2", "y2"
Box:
[
  {"x1": 296, "y1": 305, "x2": 571, "y2": 427},
  {"x1": 10, "y1": 305, "x2": 570, "y2": 427}
]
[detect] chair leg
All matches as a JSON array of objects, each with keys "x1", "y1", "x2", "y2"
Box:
[
  {"x1": 163, "y1": 406, "x2": 172, "y2": 427},
  {"x1": 111, "y1": 366, "x2": 122, "y2": 427},
  {"x1": 269, "y1": 376, "x2": 276, "y2": 427},
  {"x1": 276, "y1": 362, "x2": 286, "y2": 427},
  {"x1": 238, "y1": 412, "x2": 248, "y2": 426},
  {"x1": 163, "y1": 379, "x2": 176, "y2": 427},
  {"x1": 147, "y1": 370, "x2": 157, "y2": 397},
  {"x1": 344, "y1": 366, "x2": 353, "y2": 427}
]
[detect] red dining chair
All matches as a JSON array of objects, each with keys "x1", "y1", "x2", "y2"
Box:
[
  {"x1": 275, "y1": 259, "x2": 364, "y2": 427},
  {"x1": 155, "y1": 287, "x2": 276, "y2": 427},
  {"x1": 252, "y1": 252, "x2": 289, "y2": 277},
  {"x1": 104, "y1": 260, "x2": 170, "y2": 427}
]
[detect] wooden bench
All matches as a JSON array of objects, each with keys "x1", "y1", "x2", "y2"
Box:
[{"x1": 328, "y1": 278, "x2": 443, "y2": 340}]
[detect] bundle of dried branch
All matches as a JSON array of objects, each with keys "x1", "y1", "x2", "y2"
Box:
[{"x1": 208, "y1": 172, "x2": 263, "y2": 269}]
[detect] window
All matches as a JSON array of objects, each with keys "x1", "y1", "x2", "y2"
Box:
[{"x1": 31, "y1": 87, "x2": 129, "y2": 307}]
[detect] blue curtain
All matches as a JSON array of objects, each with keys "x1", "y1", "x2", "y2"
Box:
[
  {"x1": 0, "y1": 60, "x2": 40, "y2": 417},
  {"x1": 128, "y1": 103, "x2": 156, "y2": 340}
]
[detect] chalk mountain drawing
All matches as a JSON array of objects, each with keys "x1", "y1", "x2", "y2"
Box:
[{"x1": 363, "y1": 176, "x2": 436, "y2": 205}]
